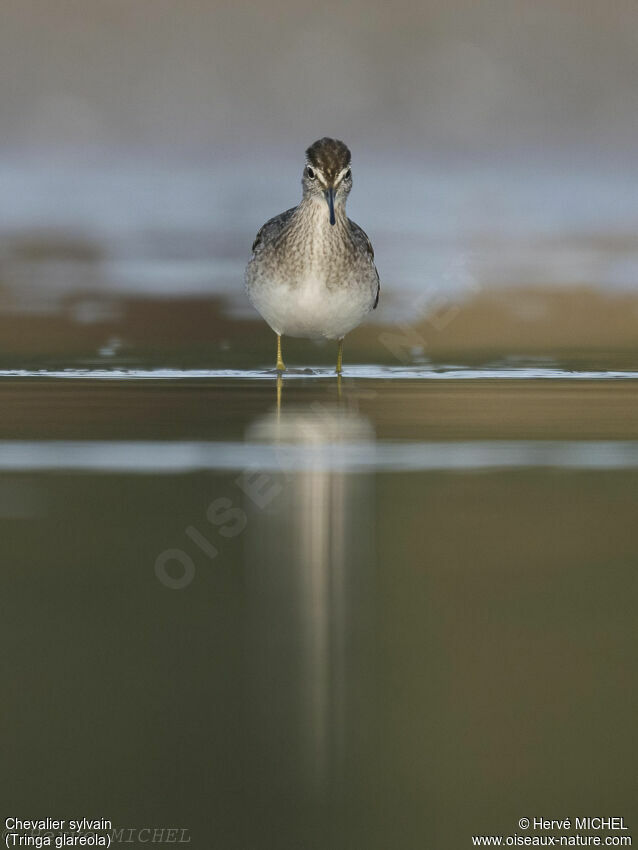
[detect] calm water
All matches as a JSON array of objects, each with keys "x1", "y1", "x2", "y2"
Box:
[{"x1": 2, "y1": 369, "x2": 637, "y2": 848}]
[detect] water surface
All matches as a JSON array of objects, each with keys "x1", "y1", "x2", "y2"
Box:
[{"x1": 2, "y1": 370, "x2": 637, "y2": 848}]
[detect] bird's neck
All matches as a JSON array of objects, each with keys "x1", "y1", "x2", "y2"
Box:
[{"x1": 292, "y1": 195, "x2": 348, "y2": 235}]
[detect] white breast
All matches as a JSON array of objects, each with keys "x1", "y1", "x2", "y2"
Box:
[
  {"x1": 246, "y1": 200, "x2": 378, "y2": 340},
  {"x1": 250, "y1": 271, "x2": 374, "y2": 341}
]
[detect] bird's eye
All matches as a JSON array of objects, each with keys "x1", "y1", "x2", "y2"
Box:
[
  {"x1": 344, "y1": 169, "x2": 351, "y2": 180},
  {"x1": 306, "y1": 167, "x2": 315, "y2": 179}
]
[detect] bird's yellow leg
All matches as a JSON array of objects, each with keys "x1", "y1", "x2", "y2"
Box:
[
  {"x1": 336, "y1": 338, "x2": 344, "y2": 374},
  {"x1": 276, "y1": 334, "x2": 286, "y2": 372}
]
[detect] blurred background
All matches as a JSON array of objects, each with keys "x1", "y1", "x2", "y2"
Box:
[{"x1": 2, "y1": 0, "x2": 638, "y2": 368}]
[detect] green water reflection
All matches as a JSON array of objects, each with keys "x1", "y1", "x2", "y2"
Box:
[{"x1": 1, "y1": 376, "x2": 637, "y2": 849}]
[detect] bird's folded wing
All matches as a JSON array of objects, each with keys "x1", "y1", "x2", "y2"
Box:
[
  {"x1": 350, "y1": 219, "x2": 380, "y2": 309},
  {"x1": 251, "y1": 207, "x2": 296, "y2": 253}
]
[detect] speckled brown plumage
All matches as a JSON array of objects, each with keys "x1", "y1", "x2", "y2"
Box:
[{"x1": 305, "y1": 138, "x2": 351, "y2": 184}]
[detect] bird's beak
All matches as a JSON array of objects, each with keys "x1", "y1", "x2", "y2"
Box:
[{"x1": 325, "y1": 187, "x2": 336, "y2": 226}]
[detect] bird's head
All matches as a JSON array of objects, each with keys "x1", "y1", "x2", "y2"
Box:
[{"x1": 302, "y1": 137, "x2": 352, "y2": 225}]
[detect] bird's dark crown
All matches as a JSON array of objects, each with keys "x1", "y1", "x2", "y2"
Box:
[{"x1": 305, "y1": 138, "x2": 351, "y2": 182}]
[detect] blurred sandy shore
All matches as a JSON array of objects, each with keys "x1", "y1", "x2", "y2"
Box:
[{"x1": 1, "y1": 286, "x2": 637, "y2": 371}]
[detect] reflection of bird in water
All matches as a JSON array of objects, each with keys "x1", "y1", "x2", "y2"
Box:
[
  {"x1": 243, "y1": 404, "x2": 376, "y2": 807},
  {"x1": 245, "y1": 138, "x2": 380, "y2": 374}
]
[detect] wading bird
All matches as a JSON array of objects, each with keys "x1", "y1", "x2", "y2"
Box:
[{"x1": 245, "y1": 138, "x2": 380, "y2": 374}]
